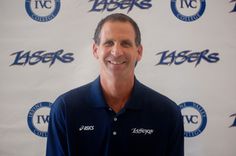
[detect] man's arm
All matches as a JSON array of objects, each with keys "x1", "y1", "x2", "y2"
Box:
[
  {"x1": 167, "y1": 108, "x2": 184, "y2": 156},
  {"x1": 46, "y1": 98, "x2": 68, "y2": 156}
]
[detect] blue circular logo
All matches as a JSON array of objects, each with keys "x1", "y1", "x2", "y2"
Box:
[
  {"x1": 179, "y1": 101, "x2": 207, "y2": 137},
  {"x1": 171, "y1": 0, "x2": 206, "y2": 22},
  {"x1": 25, "y1": 0, "x2": 61, "y2": 22},
  {"x1": 27, "y1": 102, "x2": 52, "y2": 137}
]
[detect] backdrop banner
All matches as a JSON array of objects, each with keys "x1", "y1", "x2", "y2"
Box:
[{"x1": 0, "y1": 0, "x2": 235, "y2": 156}]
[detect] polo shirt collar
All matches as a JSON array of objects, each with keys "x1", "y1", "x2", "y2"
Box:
[
  {"x1": 90, "y1": 76, "x2": 144, "y2": 110},
  {"x1": 90, "y1": 76, "x2": 107, "y2": 108}
]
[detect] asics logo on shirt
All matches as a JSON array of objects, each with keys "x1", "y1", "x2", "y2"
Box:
[
  {"x1": 79, "y1": 125, "x2": 95, "y2": 131},
  {"x1": 131, "y1": 128, "x2": 154, "y2": 135}
]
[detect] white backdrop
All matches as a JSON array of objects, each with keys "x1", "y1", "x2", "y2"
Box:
[{"x1": 0, "y1": 0, "x2": 236, "y2": 156}]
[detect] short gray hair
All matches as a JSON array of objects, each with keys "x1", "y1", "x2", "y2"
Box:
[{"x1": 93, "y1": 13, "x2": 141, "y2": 46}]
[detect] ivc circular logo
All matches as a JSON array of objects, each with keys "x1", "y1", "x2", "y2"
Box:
[
  {"x1": 171, "y1": 0, "x2": 206, "y2": 22},
  {"x1": 27, "y1": 102, "x2": 52, "y2": 137},
  {"x1": 179, "y1": 101, "x2": 207, "y2": 137},
  {"x1": 25, "y1": 0, "x2": 61, "y2": 22}
]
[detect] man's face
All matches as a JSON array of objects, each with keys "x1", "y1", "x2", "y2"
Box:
[{"x1": 93, "y1": 21, "x2": 143, "y2": 79}]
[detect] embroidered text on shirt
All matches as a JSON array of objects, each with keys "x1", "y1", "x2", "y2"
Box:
[
  {"x1": 131, "y1": 128, "x2": 154, "y2": 135},
  {"x1": 79, "y1": 125, "x2": 94, "y2": 131}
]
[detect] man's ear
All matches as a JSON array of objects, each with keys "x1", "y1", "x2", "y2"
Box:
[
  {"x1": 137, "y1": 45, "x2": 143, "y2": 62},
  {"x1": 92, "y1": 42, "x2": 99, "y2": 59}
]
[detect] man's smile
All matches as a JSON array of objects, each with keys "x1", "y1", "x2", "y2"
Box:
[{"x1": 108, "y1": 60, "x2": 126, "y2": 65}]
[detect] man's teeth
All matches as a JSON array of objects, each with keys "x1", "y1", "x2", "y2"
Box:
[{"x1": 109, "y1": 61, "x2": 124, "y2": 65}]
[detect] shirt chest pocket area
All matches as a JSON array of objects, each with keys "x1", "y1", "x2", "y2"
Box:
[{"x1": 127, "y1": 127, "x2": 158, "y2": 146}]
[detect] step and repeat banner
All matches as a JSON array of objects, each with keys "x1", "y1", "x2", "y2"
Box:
[{"x1": 0, "y1": 0, "x2": 235, "y2": 156}]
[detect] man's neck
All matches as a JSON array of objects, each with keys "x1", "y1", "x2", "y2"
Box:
[{"x1": 100, "y1": 75, "x2": 134, "y2": 113}]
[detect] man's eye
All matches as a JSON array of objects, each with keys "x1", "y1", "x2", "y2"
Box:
[
  {"x1": 104, "y1": 41, "x2": 113, "y2": 47},
  {"x1": 122, "y1": 42, "x2": 132, "y2": 48}
]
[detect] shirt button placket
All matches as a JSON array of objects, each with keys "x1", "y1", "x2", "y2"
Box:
[
  {"x1": 112, "y1": 131, "x2": 117, "y2": 136},
  {"x1": 112, "y1": 117, "x2": 118, "y2": 135}
]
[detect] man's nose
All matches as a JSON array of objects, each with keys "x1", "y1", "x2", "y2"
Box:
[{"x1": 111, "y1": 44, "x2": 123, "y2": 57}]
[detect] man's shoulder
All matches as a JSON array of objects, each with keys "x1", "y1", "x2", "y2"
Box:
[
  {"x1": 137, "y1": 81, "x2": 173, "y2": 103},
  {"x1": 62, "y1": 82, "x2": 92, "y2": 100},
  {"x1": 52, "y1": 81, "x2": 94, "y2": 109},
  {"x1": 137, "y1": 81, "x2": 180, "y2": 114}
]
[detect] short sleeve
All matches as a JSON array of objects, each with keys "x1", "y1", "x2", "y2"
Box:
[
  {"x1": 46, "y1": 97, "x2": 68, "y2": 156},
  {"x1": 167, "y1": 106, "x2": 184, "y2": 156}
]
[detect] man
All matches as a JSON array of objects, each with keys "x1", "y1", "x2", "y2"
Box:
[{"x1": 46, "y1": 13, "x2": 184, "y2": 156}]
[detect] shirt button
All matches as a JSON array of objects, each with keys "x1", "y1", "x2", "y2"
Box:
[
  {"x1": 114, "y1": 117, "x2": 117, "y2": 122},
  {"x1": 113, "y1": 131, "x2": 117, "y2": 135}
]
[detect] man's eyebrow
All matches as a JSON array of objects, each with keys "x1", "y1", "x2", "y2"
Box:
[
  {"x1": 102, "y1": 40, "x2": 113, "y2": 45},
  {"x1": 102, "y1": 39, "x2": 133, "y2": 44},
  {"x1": 103, "y1": 38, "x2": 114, "y2": 42},
  {"x1": 122, "y1": 39, "x2": 133, "y2": 44}
]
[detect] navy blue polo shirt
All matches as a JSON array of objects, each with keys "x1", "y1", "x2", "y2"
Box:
[{"x1": 46, "y1": 77, "x2": 184, "y2": 156}]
